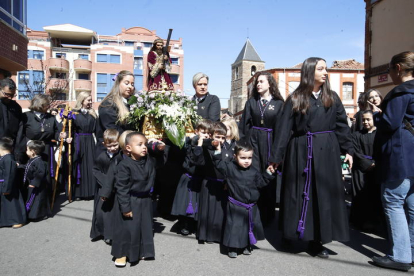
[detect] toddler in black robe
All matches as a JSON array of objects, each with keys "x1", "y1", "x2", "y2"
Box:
[
  {"x1": 111, "y1": 132, "x2": 164, "y2": 267},
  {"x1": 212, "y1": 139, "x2": 275, "y2": 258},
  {"x1": 24, "y1": 140, "x2": 51, "y2": 221},
  {"x1": 0, "y1": 137, "x2": 26, "y2": 228},
  {"x1": 90, "y1": 129, "x2": 120, "y2": 243}
]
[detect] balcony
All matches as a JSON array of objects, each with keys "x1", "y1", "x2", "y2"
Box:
[
  {"x1": 74, "y1": 59, "x2": 92, "y2": 72},
  {"x1": 48, "y1": 58, "x2": 69, "y2": 71},
  {"x1": 74, "y1": 79, "x2": 92, "y2": 92},
  {"x1": 47, "y1": 78, "x2": 69, "y2": 92}
]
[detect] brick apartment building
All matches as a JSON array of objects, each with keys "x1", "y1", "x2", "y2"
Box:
[
  {"x1": 14, "y1": 24, "x2": 184, "y2": 109},
  {"x1": 0, "y1": 0, "x2": 28, "y2": 75}
]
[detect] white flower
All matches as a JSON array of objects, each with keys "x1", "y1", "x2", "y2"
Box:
[
  {"x1": 149, "y1": 93, "x2": 155, "y2": 99},
  {"x1": 165, "y1": 91, "x2": 171, "y2": 97}
]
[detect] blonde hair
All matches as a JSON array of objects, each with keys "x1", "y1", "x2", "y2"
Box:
[
  {"x1": 118, "y1": 130, "x2": 133, "y2": 150},
  {"x1": 103, "y1": 129, "x2": 120, "y2": 145},
  {"x1": 390, "y1": 51, "x2": 414, "y2": 77},
  {"x1": 101, "y1": 70, "x2": 134, "y2": 123},
  {"x1": 29, "y1": 94, "x2": 51, "y2": 112},
  {"x1": 74, "y1": 91, "x2": 97, "y2": 118},
  {"x1": 192, "y1": 72, "x2": 209, "y2": 89},
  {"x1": 222, "y1": 117, "x2": 240, "y2": 141}
]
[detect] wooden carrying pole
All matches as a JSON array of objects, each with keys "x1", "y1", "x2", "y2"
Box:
[
  {"x1": 51, "y1": 106, "x2": 69, "y2": 210},
  {"x1": 67, "y1": 113, "x2": 73, "y2": 202}
]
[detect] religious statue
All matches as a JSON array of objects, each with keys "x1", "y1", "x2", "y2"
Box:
[{"x1": 147, "y1": 38, "x2": 174, "y2": 92}]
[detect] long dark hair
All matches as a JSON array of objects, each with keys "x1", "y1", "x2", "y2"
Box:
[
  {"x1": 290, "y1": 57, "x2": 335, "y2": 114},
  {"x1": 250, "y1": 72, "x2": 284, "y2": 102},
  {"x1": 363, "y1": 88, "x2": 383, "y2": 110}
]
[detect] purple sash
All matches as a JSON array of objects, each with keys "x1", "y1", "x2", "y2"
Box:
[
  {"x1": 185, "y1": 173, "x2": 201, "y2": 215},
  {"x1": 49, "y1": 142, "x2": 55, "y2": 178},
  {"x1": 228, "y1": 196, "x2": 257, "y2": 245},
  {"x1": 25, "y1": 188, "x2": 37, "y2": 211},
  {"x1": 252, "y1": 126, "x2": 273, "y2": 164},
  {"x1": 75, "y1": 133, "x2": 93, "y2": 185},
  {"x1": 205, "y1": 177, "x2": 224, "y2": 182},
  {"x1": 0, "y1": 179, "x2": 4, "y2": 182},
  {"x1": 297, "y1": 130, "x2": 334, "y2": 239},
  {"x1": 363, "y1": 155, "x2": 373, "y2": 160}
]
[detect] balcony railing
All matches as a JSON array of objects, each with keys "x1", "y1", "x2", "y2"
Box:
[
  {"x1": 48, "y1": 58, "x2": 69, "y2": 71},
  {"x1": 74, "y1": 79, "x2": 92, "y2": 91},
  {"x1": 47, "y1": 78, "x2": 69, "y2": 92},
  {"x1": 74, "y1": 59, "x2": 92, "y2": 72}
]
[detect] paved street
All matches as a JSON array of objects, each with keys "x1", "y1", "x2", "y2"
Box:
[{"x1": 0, "y1": 195, "x2": 410, "y2": 276}]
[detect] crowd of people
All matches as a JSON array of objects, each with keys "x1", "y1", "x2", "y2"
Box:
[{"x1": 0, "y1": 50, "x2": 413, "y2": 272}]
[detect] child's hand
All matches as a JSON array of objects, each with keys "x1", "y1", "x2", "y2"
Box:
[
  {"x1": 66, "y1": 137, "x2": 73, "y2": 143},
  {"x1": 269, "y1": 162, "x2": 280, "y2": 170},
  {"x1": 267, "y1": 165, "x2": 275, "y2": 174},
  {"x1": 28, "y1": 185, "x2": 35, "y2": 188},
  {"x1": 211, "y1": 140, "x2": 220, "y2": 149},
  {"x1": 3, "y1": 192, "x2": 10, "y2": 195},
  {"x1": 59, "y1": 132, "x2": 67, "y2": 139},
  {"x1": 156, "y1": 141, "x2": 166, "y2": 151},
  {"x1": 197, "y1": 136, "x2": 204, "y2": 147},
  {"x1": 123, "y1": 211, "x2": 133, "y2": 218},
  {"x1": 188, "y1": 133, "x2": 196, "y2": 139},
  {"x1": 101, "y1": 197, "x2": 107, "y2": 201}
]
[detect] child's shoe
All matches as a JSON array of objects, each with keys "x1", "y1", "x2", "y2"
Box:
[
  {"x1": 243, "y1": 247, "x2": 251, "y2": 255},
  {"x1": 114, "y1": 257, "x2": 127, "y2": 267},
  {"x1": 12, "y1": 224, "x2": 24, "y2": 229}
]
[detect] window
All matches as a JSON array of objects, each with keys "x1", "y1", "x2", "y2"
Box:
[
  {"x1": 342, "y1": 82, "x2": 354, "y2": 101},
  {"x1": 17, "y1": 70, "x2": 44, "y2": 99},
  {"x1": 143, "y1": 42, "x2": 153, "y2": 48},
  {"x1": 96, "y1": 73, "x2": 116, "y2": 101},
  {"x1": 78, "y1": 54, "x2": 89, "y2": 60},
  {"x1": 78, "y1": 73, "x2": 89, "y2": 80},
  {"x1": 0, "y1": 0, "x2": 26, "y2": 35},
  {"x1": 55, "y1": 53, "x2": 66, "y2": 59},
  {"x1": 27, "y1": 50, "x2": 44, "y2": 60},
  {"x1": 171, "y1": 57, "x2": 179, "y2": 65},
  {"x1": 235, "y1": 67, "x2": 239, "y2": 80},
  {"x1": 53, "y1": 93, "x2": 67, "y2": 100},
  {"x1": 251, "y1": 66, "x2": 257, "y2": 76},
  {"x1": 125, "y1": 41, "x2": 134, "y2": 47},
  {"x1": 134, "y1": 57, "x2": 143, "y2": 70},
  {"x1": 55, "y1": 72, "x2": 66, "y2": 79},
  {"x1": 170, "y1": 74, "x2": 179, "y2": 84},
  {"x1": 97, "y1": 54, "x2": 120, "y2": 64},
  {"x1": 288, "y1": 81, "x2": 300, "y2": 93}
]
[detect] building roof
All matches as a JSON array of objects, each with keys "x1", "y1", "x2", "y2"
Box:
[
  {"x1": 43, "y1": 24, "x2": 96, "y2": 44},
  {"x1": 234, "y1": 39, "x2": 263, "y2": 63},
  {"x1": 331, "y1": 59, "x2": 364, "y2": 69}
]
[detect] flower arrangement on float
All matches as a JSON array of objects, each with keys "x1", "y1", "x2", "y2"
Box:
[{"x1": 127, "y1": 90, "x2": 200, "y2": 148}]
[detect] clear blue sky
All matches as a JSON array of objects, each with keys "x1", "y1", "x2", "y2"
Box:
[{"x1": 28, "y1": 0, "x2": 366, "y2": 108}]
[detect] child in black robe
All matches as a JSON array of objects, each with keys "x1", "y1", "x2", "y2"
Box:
[
  {"x1": 0, "y1": 137, "x2": 26, "y2": 228},
  {"x1": 111, "y1": 132, "x2": 163, "y2": 267},
  {"x1": 24, "y1": 140, "x2": 51, "y2": 221},
  {"x1": 90, "y1": 129, "x2": 120, "y2": 243},
  {"x1": 171, "y1": 120, "x2": 212, "y2": 235},
  {"x1": 195, "y1": 122, "x2": 232, "y2": 243},
  {"x1": 213, "y1": 139, "x2": 275, "y2": 258},
  {"x1": 350, "y1": 110, "x2": 383, "y2": 232}
]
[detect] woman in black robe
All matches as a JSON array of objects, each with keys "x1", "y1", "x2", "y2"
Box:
[
  {"x1": 16, "y1": 95, "x2": 64, "y2": 201},
  {"x1": 270, "y1": 57, "x2": 353, "y2": 258},
  {"x1": 96, "y1": 70, "x2": 135, "y2": 157},
  {"x1": 72, "y1": 92, "x2": 97, "y2": 200},
  {"x1": 239, "y1": 72, "x2": 284, "y2": 225}
]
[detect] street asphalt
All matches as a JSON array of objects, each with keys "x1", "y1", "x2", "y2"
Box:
[{"x1": 0, "y1": 194, "x2": 411, "y2": 276}]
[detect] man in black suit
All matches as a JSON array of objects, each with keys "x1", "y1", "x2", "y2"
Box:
[
  {"x1": 0, "y1": 78, "x2": 22, "y2": 145},
  {"x1": 192, "y1": 72, "x2": 221, "y2": 121}
]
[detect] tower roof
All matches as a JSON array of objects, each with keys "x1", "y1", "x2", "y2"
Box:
[{"x1": 234, "y1": 39, "x2": 263, "y2": 64}]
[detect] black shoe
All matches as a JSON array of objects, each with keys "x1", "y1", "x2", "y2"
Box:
[
  {"x1": 104, "y1": 239, "x2": 112, "y2": 245},
  {"x1": 243, "y1": 247, "x2": 251, "y2": 255},
  {"x1": 180, "y1": 228, "x2": 189, "y2": 236},
  {"x1": 372, "y1": 256, "x2": 411, "y2": 272},
  {"x1": 308, "y1": 241, "x2": 329, "y2": 259},
  {"x1": 228, "y1": 251, "x2": 237, "y2": 258}
]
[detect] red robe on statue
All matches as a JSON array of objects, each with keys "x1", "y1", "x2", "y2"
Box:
[{"x1": 147, "y1": 51, "x2": 174, "y2": 92}]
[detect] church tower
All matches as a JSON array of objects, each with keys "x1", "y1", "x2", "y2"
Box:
[{"x1": 229, "y1": 39, "x2": 265, "y2": 115}]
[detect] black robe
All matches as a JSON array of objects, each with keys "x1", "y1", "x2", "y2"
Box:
[
  {"x1": 270, "y1": 93, "x2": 353, "y2": 243},
  {"x1": 90, "y1": 151, "x2": 119, "y2": 240},
  {"x1": 213, "y1": 153, "x2": 274, "y2": 249},
  {"x1": 96, "y1": 100, "x2": 133, "y2": 157},
  {"x1": 350, "y1": 129, "x2": 382, "y2": 229},
  {"x1": 72, "y1": 111, "x2": 97, "y2": 199},
  {"x1": 194, "y1": 141, "x2": 230, "y2": 243},
  {"x1": 111, "y1": 155, "x2": 156, "y2": 262},
  {"x1": 25, "y1": 157, "x2": 51, "y2": 220},
  {"x1": 0, "y1": 99, "x2": 22, "y2": 144},
  {"x1": 171, "y1": 138, "x2": 202, "y2": 219},
  {"x1": 0, "y1": 154, "x2": 26, "y2": 227},
  {"x1": 193, "y1": 93, "x2": 221, "y2": 121},
  {"x1": 239, "y1": 97, "x2": 284, "y2": 223},
  {"x1": 16, "y1": 111, "x2": 59, "y2": 199}
]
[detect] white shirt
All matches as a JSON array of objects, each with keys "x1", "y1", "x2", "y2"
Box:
[
  {"x1": 107, "y1": 151, "x2": 114, "y2": 159},
  {"x1": 34, "y1": 111, "x2": 44, "y2": 119},
  {"x1": 312, "y1": 90, "x2": 321, "y2": 99},
  {"x1": 81, "y1": 108, "x2": 88, "y2": 115}
]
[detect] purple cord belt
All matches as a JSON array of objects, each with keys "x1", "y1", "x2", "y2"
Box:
[
  {"x1": 205, "y1": 177, "x2": 225, "y2": 182},
  {"x1": 362, "y1": 155, "x2": 373, "y2": 160},
  {"x1": 75, "y1": 133, "x2": 93, "y2": 185},
  {"x1": 252, "y1": 126, "x2": 273, "y2": 164},
  {"x1": 0, "y1": 179, "x2": 4, "y2": 182},
  {"x1": 228, "y1": 196, "x2": 257, "y2": 245},
  {"x1": 297, "y1": 130, "x2": 334, "y2": 239},
  {"x1": 185, "y1": 173, "x2": 201, "y2": 215},
  {"x1": 26, "y1": 188, "x2": 37, "y2": 211},
  {"x1": 49, "y1": 142, "x2": 55, "y2": 178}
]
